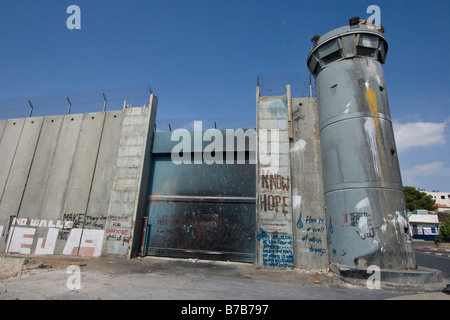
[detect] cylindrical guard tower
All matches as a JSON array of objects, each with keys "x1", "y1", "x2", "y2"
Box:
[{"x1": 307, "y1": 20, "x2": 416, "y2": 270}]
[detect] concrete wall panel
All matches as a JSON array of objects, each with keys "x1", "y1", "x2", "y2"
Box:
[
  {"x1": 290, "y1": 98, "x2": 329, "y2": 270},
  {"x1": 0, "y1": 105, "x2": 155, "y2": 258},
  {"x1": 0, "y1": 119, "x2": 25, "y2": 208},
  {"x1": 1, "y1": 118, "x2": 44, "y2": 253},
  {"x1": 130, "y1": 97, "x2": 158, "y2": 258},
  {"x1": 0, "y1": 99, "x2": 171, "y2": 260},
  {"x1": 0, "y1": 119, "x2": 27, "y2": 252},
  {"x1": 59, "y1": 112, "x2": 106, "y2": 256},
  {"x1": 39, "y1": 114, "x2": 84, "y2": 255},
  {"x1": 39, "y1": 114, "x2": 84, "y2": 221},
  {"x1": 0, "y1": 118, "x2": 43, "y2": 219},
  {"x1": 63, "y1": 112, "x2": 105, "y2": 215},
  {"x1": 104, "y1": 98, "x2": 157, "y2": 258},
  {"x1": 256, "y1": 94, "x2": 294, "y2": 269},
  {"x1": 15, "y1": 116, "x2": 64, "y2": 255},
  {"x1": 0, "y1": 120, "x2": 7, "y2": 142},
  {"x1": 18, "y1": 116, "x2": 64, "y2": 219},
  {"x1": 85, "y1": 111, "x2": 124, "y2": 230}
]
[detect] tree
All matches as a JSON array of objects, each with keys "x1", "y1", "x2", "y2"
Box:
[
  {"x1": 439, "y1": 220, "x2": 450, "y2": 240},
  {"x1": 436, "y1": 220, "x2": 450, "y2": 244},
  {"x1": 403, "y1": 186, "x2": 437, "y2": 212}
]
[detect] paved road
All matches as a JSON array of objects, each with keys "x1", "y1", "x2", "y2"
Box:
[{"x1": 412, "y1": 240, "x2": 450, "y2": 281}]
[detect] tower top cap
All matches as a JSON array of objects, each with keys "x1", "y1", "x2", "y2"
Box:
[{"x1": 307, "y1": 21, "x2": 388, "y2": 77}]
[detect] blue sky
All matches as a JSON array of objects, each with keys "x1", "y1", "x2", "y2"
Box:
[{"x1": 0, "y1": 0, "x2": 449, "y2": 192}]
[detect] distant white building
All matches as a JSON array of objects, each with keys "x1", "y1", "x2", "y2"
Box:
[
  {"x1": 436, "y1": 203, "x2": 450, "y2": 214},
  {"x1": 425, "y1": 190, "x2": 450, "y2": 207},
  {"x1": 408, "y1": 212, "x2": 440, "y2": 241}
]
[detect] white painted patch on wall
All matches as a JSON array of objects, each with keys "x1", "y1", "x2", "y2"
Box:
[
  {"x1": 6, "y1": 227, "x2": 36, "y2": 254},
  {"x1": 372, "y1": 238, "x2": 381, "y2": 250},
  {"x1": 63, "y1": 228, "x2": 104, "y2": 257},
  {"x1": 356, "y1": 197, "x2": 370, "y2": 210},
  {"x1": 395, "y1": 211, "x2": 408, "y2": 228},
  {"x1": 365, "y1": 59, "x2": 382, "y2": 85},
  {"x1": 290, "y1": 139, "x2": 306, "y2": 153},
  {"x1": 358, "y1": 216, "x2": 370, "y2": 233},
  {"x1": 364, "y1": 118, "x2": 382, "y2": 179},
  {"x1": 394, "y1": 211, "x2": 410, "y2": 238},
  {"x1": 293, "y1": 195, "x2": 302, "y2": 209},
  {"x1": 344, "y1": 102, "x2": 351, "y2": 114}
]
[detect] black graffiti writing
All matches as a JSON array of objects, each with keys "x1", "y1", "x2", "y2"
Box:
[
  {"x1": 305, "y1": 216, "x2": 324, "y2": 225},
  {"x1": 309, "y1": 245, "x2": 326, "y2": 256},
  {"x1": 357, "y1": 227, "x2": 375, "y2": 240},
  {"x1": 58, "y1": 230, "x2": 70, "y2": 240},
  {"x1": 84, "y1": 215, "x2": 106, "y2": 229},
  {"x1": 63, "y1": 213, "x2": 84, "y2": 228},
  {"x1": 342, "y1": 212, "x2": 372, "y2": 227},
  {"x1": 301, "y1": 234, "x2": 322, "y2": 244}
]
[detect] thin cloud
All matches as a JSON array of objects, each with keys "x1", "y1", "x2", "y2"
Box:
[
  {"x1": 393, "y1": 121, "x2": 447, "y2": 152},
  {"x1": 401, "y1": 161, "x2": 450, "y2": 189},
  {"x1": 402, "y1": 161, "x2": 450, "y2": 177}
]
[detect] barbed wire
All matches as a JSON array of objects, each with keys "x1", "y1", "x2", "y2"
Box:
[
  {"x1": 257, "y1": 71, "x2": 316, "y2": 98},
  {"x1": 155, "y1": 116, "x2": 256, "y2": 132},
  {"x1": 0, "y1": 78, "x2": 314, "y2": 131},
  {"x1": 0, "y1": 85, "x2": 153, "y2": 120}
]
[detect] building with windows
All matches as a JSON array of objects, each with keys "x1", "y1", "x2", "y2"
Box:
[
  {"x1": 408, "y1": 210, "x2": 440, "y2": 241},
  {"x1": 425, "y1": 190, "x2": 450, "y2": 207}
]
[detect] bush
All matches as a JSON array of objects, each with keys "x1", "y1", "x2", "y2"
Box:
[{"x1": 437, "y1": 220, "x2": 450, "y2": 243}]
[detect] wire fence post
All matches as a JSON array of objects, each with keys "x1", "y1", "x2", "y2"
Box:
[
  {"x1": 67, "y1": 97, "x2": 72, "y2": 115},
  {"x1": 103, "y1": 93, "x2": 107, "y2": 112},
  {"x1": 28, "y1": 100, "x2": 33, "y2": 117},
  {"x1": 0, "y1": 85, "x2": 153, "y2": 119}
]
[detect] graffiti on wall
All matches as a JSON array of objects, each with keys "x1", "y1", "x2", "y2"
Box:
[
  {"x1": 259, "y1": 173, "x2": 290, "y2": 216},
  {"x1": 297, "y1": 215, "x2": 327, "y2": 256},
  {"x1": 342, "y1": 211, "x2": 374, "y2": 240},
  {"x1": 1, "y1": 216, "x2": 106, "y2": 257},
  {"x1": 258, "y1": 172, "x2": 294, "y2": 267},
  {"x1": 257, "y1": 228, "x2": 294, "y2": 268},
  {"x1": 105, "y1": 215, "x2": 131, "y2": 244},
  {"x1": 150, "y1": 214, "x2": 254, "y2": 251}
]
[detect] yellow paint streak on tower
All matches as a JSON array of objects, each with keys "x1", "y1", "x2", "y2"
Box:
[{"x1": 365, "y1": 86, "x2": 386, "y2": 161}]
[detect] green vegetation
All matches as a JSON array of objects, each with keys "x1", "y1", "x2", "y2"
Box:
[
  {"x1": 403, "y1": 186, "x2": 438, "y2": 212},
  {"x1": 436, "y1": 220, "x2": 450, "y2": 243}
]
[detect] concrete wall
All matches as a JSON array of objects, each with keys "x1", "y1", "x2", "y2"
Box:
[
  {"x1": 290, "y1": 98, "x2": 329, "y2": 270},
  {"x1": 0, "y1": 96, "x2": 157, "y2": 259},
  {"x1": 256, "y1": 90, "x2": 329, "y2": 270},
  {"x1": 256, "y1": 91, "x2": 294, "y2": 268}
]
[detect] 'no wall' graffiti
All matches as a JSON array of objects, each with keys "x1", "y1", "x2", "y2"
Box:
[
  {"x1": 1, "y1": 225, "x2": 104, "y2": 257},
  {"x1": 0, "y1": 216, "x2": 128, "y2": 257}
]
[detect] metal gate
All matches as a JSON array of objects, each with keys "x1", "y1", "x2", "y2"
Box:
[{"x1": 144, "y1": 131, "x2": 256, "y2": 263}]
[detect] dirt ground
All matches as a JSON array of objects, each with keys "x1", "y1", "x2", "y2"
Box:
[
  {"x1": 0, "y1": 253, "x2": 447, "y2": 300},
  {"x1": 0, "y1": 253, "x2": 337, "y2": 284},
  {"x1": 3, "y1": 239, "x2": 448, "y2": 282},
  {"x1": 0, "y1": 254, "x2": 386, "y2": 300}
]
